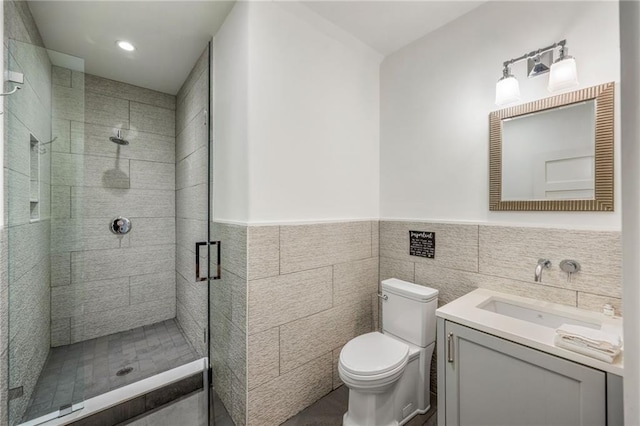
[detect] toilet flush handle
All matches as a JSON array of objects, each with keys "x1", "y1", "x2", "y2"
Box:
[{"x1": 377, "y1": 293, "x2": 388, "y2": 301}]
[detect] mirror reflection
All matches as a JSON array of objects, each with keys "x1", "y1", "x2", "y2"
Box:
[{"x1": 501, "y1": 100, "x2": 596, "y2": 201}]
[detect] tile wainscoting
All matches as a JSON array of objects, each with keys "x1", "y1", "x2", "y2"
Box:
[
  {"x1": 380, "y1": 220, "x2": 622, "y2": 396},
  {"x1": 246, "y1": 221, "x2": 379, "y2": 426}
]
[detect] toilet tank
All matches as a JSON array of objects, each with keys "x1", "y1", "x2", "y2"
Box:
[{"x1": 381, "y1": 278, "x2": 438, "y2": 347}]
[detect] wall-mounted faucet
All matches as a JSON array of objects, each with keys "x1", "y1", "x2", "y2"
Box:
[{"x1": 534, "y1": 259, "x2": 552, "y2": 282}]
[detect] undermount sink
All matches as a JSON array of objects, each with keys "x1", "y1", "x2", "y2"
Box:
[{"x1": 478, "y1": 298, "x2": 601, "y2": 330}]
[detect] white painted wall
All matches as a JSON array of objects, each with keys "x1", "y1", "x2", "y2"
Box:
[
  {"x1": 380, "y1": 1, "x2": 621, "y2": 230},
  {"x1": 620, "y1": 1, "x2": 640, "y2": 423},
  {"x1": 213, "y1": 1, "x2": 250, "y2": 223},
  {"x1": 246, "y1": 2, "x2": 382, "y2": 223}
]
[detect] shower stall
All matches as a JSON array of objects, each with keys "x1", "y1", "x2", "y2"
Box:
[{"x1": 2, "y1": 27, "x2": 235, "y2": 425}]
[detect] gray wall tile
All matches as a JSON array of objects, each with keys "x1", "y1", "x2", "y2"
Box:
[
  {"x1": 8, "y1": 221, "x2": 49, "y2": 284},
  {"x1": 51, "y1": 277, "x2": 130, "y2": 319},
  {"x1": 52, "y1": 66, "x2": 71, "y2": 87},
  {"x1": 130, "y1": 160, "x2": 175, "y2": 190},
  {"x1": 52, "y1": 85, "x2": 84, "y2": 123},
  {"x1": 176, "y1": 146, "x2": 207, "y2": 190},
  {"x1": 52, "y1": 152, "x2": 130, "y2": 188},
  {"x1": 479, "y1": 226, "x2": 622, "y2": 297},
  {"x1": 130, "y1": 271, "x2": 175, "y2": 305},
  {"x1": 129, "y1": 217, "x2": 175, "y2": 247},
  {"x1": 51, "y1": 218, "x2": 130, "y2": 252},
  {"x1": 51, "y1": 119, "x2": 71, "y2": 153},
  {"x1": 176, "y1": 110, "x2": 208, "y2": 162},
  {"x1": 280, "y1": 221, "x2": 373, "y2": 274},
  {"x1": 176, "y1": 218, "x2": 207, "y2": 253},
  {"x1": 74, "y1": 298, "x2": 175, "y2": 342},
  {"x1": 176, "y1": 184, "x2": 207, "y2": 221},
  {"x1": 248, "y1": 328, "x2": 279, "y2": 391},
  {"x1": 51, "y1": 252, "x2": 71, "y2": 288},
  {"x1": 380, "y1": 221, "x2": 479, "y2": 272},
  {"x1": 414, "y1": 262, "x2": 578, "y2": 307},
  {"x1": 248, "y1": 267, "x2": 332, "y2": 335},
  {"x1": 130, "y1": 102, "x2": 175, "y2": 137},
  {"x1": 84, "y1": 92, "x2": 129, "y2": 129},
  {"x1": 7, "y1": 170, "x2": 30, "y2": 226},
  {"x1": 248, "y1": 226, "x2": 279, "y2": 280},
  {"x1": 212, "y1": 222, "x2": 247, "y2": 279},
  {"x1": 72, "y1": 122, "x2": 175, "y2": 164},
  {"x1": 247, "y1": 353, "x2": 332, "y2": 426},
  {"x1": 176, "y1": 71, "x2": 208, "y2": 136},
  {"x1": 85, "y1": 74, "x2": 175, "y2": 110},
  {"x1": 51, "y1": 318, "x2": 71, "y2": 347},
  {"x1": 577, "y1": 292, "x2": 622, "y2": 315},
  {"x1": 6, "y1": 111, "x2": 30, "y2": 176},
  {"x1": 51, "y1": 185, "x2": 71, "y2": 219},
  {"x1": 72, "y1": 187, "x2": 175, "y2": 218},
  {"x1": 71, "y1": 245, "x2": 175, "y2": 283},
  {"x1": 379, "y1": 256, "x2": 415, "y2": 282},
  {"x1": 279, "y1": 299, "x2": 371, "y2": 374},
  {"x1": 8, "y1": 39, "x2": 51, "y2": 111},
  {"x1": 333, "y1": 257, "x2": 378, "y2": 306}
]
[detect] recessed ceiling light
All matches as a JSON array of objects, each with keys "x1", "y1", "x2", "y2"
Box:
[{"x1": 117, "y1": 40, "x2": 135, "y2": 51}]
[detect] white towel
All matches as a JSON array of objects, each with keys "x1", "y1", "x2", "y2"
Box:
[{"x1": 554, "y1": 323, "x2": 622, "y2": 363}]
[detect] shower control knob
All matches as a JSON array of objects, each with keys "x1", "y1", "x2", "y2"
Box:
[{"x1": 110, "y1": 216, "x2": 131, "y2": 235}]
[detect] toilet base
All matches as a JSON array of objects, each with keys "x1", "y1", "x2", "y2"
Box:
[
  {"x1": 343, "y1": 386, "x2": 398, "y2": 426},
  {"x1": 342, "y1": 340, "x2": 435, "y2": 426}
]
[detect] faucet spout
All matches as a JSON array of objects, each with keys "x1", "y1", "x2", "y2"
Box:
[{"x1": 534, "y1": 259, "x2": 552, "y2": 282}]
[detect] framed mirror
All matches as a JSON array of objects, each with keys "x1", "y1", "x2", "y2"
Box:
[{"x1": 489, "y1": 82, "x2": 614, "y2": 211}]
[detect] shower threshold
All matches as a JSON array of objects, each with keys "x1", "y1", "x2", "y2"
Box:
[
  {"x1": 22, "y1": 319, "x2": 200, "y2": 423},
  {"x1": 19, "y1": 359, "x2": 206, "y2": 426}
]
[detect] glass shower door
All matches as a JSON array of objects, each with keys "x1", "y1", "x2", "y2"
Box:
[{"x1": 5, "y1": 39, "x2": 88, "y2": 425}]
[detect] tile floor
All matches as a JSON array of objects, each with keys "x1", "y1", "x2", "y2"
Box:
[
  {"x1": 23, "y1": 319, "x2": 198, "y2": 422},
  {"x1": 282, "y1": 386, "x2": 438, "y2": 426},
  {"x1": 124, "y1": 385, "x2": 437, "y2": 426}
]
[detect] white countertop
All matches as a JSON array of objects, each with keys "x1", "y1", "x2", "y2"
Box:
[{"x1": 436, "y1": 289, "x2": 624, "y2": 376}]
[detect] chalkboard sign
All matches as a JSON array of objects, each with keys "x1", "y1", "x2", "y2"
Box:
[{"x1": 409, "y1": 231, "x2": 435, "y2": 258}]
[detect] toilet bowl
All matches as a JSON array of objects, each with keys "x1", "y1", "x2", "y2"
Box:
[{"x1": 339, "y1": 279, "x2": 438, "y2": 426}]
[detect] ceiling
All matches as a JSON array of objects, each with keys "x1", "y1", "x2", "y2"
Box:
[
  {"x1": 28, "y1": 1, "x2": 235, "y2": 95},
  {"x1": 302, "y1": 1, "x2": 485, "y2": 56},
  {"x1": 27, "y1": 1, "x2": 483, "y2": 95}
]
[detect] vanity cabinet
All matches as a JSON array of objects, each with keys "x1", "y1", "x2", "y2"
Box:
[{"x1": 437, "y1": 319, "x2": 622, "y2": 426}]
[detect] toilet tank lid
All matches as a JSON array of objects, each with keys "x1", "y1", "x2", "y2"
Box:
[{"x1": 382, "y1": 278, "x2": 438, "y2": 302}]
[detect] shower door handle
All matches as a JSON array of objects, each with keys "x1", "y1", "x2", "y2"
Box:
[{"x1": 195, "y1": 241, "x2": 221, "y2": 282}]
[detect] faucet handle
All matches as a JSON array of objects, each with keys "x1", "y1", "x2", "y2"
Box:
[{"x1": 538, "y1": 258, "x2": 552, "y2": 269}]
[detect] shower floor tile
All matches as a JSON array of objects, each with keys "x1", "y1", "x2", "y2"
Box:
[{"x1": 23, "y1": 319, "x2": 199, "y2": 423}]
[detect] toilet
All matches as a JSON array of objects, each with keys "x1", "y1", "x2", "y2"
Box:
[{"x1": 338, "y1": 278, "x2": 438, "y2": 426}]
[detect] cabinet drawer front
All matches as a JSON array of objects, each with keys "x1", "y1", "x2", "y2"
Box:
[{"x1": 444, "y1": 321, "x2": 606, "y2": 426}]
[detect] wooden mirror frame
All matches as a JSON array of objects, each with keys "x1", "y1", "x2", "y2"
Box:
[{"x1": 489, "y1": 82, "x2": 615, "y2": 211}]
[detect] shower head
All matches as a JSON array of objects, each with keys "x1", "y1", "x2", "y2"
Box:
[{"x1": 109, "y1": 129, "x2": 129, "y2": 145}]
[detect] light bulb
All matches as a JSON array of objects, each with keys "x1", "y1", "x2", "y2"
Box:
[{"x1": 117, "y1": 40, "x2": 136, "y2": 52}]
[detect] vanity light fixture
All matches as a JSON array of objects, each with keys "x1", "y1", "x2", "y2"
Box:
[
  {"x1": 116, "y1": 40, "x2": 135, "y2": 51},
  {"x1": 548, "y1": 45, "x2": 579, "y2": 92},
  {"x1": 495, "y1": 39, "x2": 577, "y2": 106},
  {"x1": 495, "y1": 65, "x2": 520, "y2": 106}
]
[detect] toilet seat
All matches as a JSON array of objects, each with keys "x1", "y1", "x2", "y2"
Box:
[{"x1": 339, "y1": 332, "x2": 409, "y2": 389}]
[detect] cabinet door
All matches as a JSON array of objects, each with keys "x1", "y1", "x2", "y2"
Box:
[{"x1": 443, "y1": 321, "x2": 606, "y2": 426}]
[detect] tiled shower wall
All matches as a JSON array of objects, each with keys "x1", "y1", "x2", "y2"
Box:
[
  {"x1": 50, "y1": 69, "x2": 177, "y2": 345},
  {"x1": 175, "y1": 47, "x2": 209, "y2": 358},
  {"x1": 3, "y1": 1, "x2": 52, "y2": 421},
  {"x1": 210, "y1": 222, "x2": 247, "y2": 426},
  {"x1": 246, "y1": 221, "x2": 380, "y2": 426}
]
